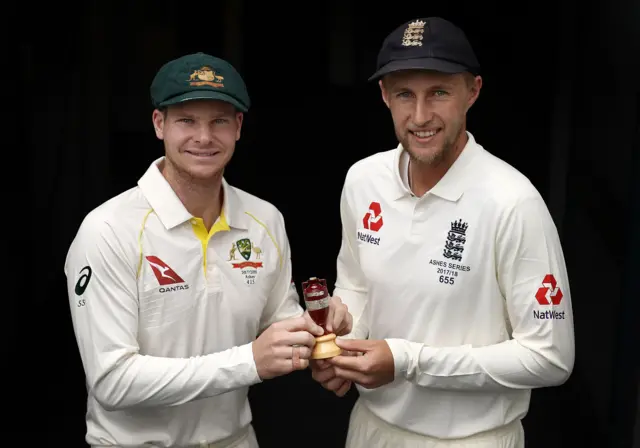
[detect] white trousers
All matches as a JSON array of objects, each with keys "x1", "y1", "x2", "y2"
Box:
[
  {"x1": 91, "y1": 425, "x2": 258, "y2": 448},
  {"x1": 199, "y1": 425, "x2": 258, "y2": 448},
  {"x1": 345, "y1": 400, "x2": 525, "y2": 448}
]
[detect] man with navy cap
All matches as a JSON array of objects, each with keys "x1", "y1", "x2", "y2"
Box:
[
  {"x1": 64, "y1": 52, "x2": 353, "y2": 447},
  {"x1": 311, "y1": 18, "x2": 575, "y2": 447}
]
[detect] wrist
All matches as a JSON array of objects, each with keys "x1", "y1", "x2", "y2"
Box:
[
  {"x1": 248, "y1": 341, "x2": 264, "y2": 383},
  {"x1": 384, "y1": 338, "x2": 411, "y2": 378}
]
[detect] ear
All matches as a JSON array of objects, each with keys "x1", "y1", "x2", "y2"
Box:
[
  {"x1": 466, "y1": 75, "x2": 483, "y2": 111},
  {"x1": 235, "y1": 112, "x2": 244, "y2": 141},
  {"x1": 379, "y1": 79, "x2": 391, "y2": 109},
  {"x1": 152, "y1": 109, "x2": 165, "y2": 140}
]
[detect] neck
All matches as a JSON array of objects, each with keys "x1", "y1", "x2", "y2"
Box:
[
  {"x1": 162, "y1": 161, "x2": 223, "y2": 231},
  {"x1": 409, "y1": 130, "x2": 468, "y2": 197}
]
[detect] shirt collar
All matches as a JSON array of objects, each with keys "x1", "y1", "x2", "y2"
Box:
[
  {"x1": 138, "y1": 157, "x2": 250, "y2": 230},
  {"x1": 391, "y1": 131, "x2": 479, "y2": 202}
]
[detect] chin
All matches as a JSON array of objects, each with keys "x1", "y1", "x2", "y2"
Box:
[
  {"x1": 406, "y1": 145, "x2": 443, "y2": 165},
  {"x1": 186, "y1": 165, "x2": 224, "y2": 181}
]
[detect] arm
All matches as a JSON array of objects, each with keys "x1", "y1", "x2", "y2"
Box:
[
  {"x1": 65, "y1": 217, "x2": 260, "y2": 412},
  {"x1": 258, "y1": 211, "x2": 304, "y2": 333},
  {"x1": 386, "y1": 195, "x2": 575, "y2": 391},
  {"x1": 333, "y1": 182, "x2": 370, "y2": 340}
]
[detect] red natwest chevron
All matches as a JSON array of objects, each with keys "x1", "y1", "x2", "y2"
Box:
[
  {"x1": 363, "y1": 201, "x2": 383, "y2": 232},
  {"x1": 535, "y1": 274, "x2": 563, "y2": 305}
]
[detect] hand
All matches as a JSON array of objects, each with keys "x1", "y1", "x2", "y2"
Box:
[
  {"x1": 309, "y1": 349, "x2": 359, "y2": 397},
  {"x1": 326, "y1": 295, "x2": 353, "y2": 336},
  {"x1": 252, "y1": 315, "x2": 324, "y2": 380},
  {"x1": 327, "y1": 339, "x2": 395, "y2": 389}
]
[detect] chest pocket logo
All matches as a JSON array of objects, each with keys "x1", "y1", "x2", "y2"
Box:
[
  {"x1": 442, "y1": 219, "x2": 468, "y2": 262},
  {"x1": 228, "y1": 238, "x2": 264, "y2": 285}
]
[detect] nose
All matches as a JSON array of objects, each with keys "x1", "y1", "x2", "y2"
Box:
[
  {"x1": 413, "y1": 100, "x2": 433, "y2": 127},
  {"x1": 194, "y1": 124, "x2": 213, "y2": 144}
]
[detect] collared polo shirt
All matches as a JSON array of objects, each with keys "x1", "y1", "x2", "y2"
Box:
[
  {"x1": 64, "y1": 157, "x2": 302, "y2": 447},
  {"x1": 334, "y1": 132, "x2": 575, "y2": 439}
]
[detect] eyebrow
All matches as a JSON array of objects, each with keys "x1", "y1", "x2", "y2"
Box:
[{"x1": 390, "y1": 82, "x2": 456, "y2": 91}]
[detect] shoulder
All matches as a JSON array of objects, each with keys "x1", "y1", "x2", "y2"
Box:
[
  {"x1": 66, "y1": 186, "x2": 151, "y2": 262},
  {"x1": 468, "y1": 141, "x2": 555, "y2": 234},
  {"x1": 472, "y1": 142, "x2": 546, "y2": 210}
]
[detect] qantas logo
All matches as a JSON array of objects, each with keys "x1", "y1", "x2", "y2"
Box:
[{"x1": 146, "y1": 256, "x2": 189, "y2": 292}]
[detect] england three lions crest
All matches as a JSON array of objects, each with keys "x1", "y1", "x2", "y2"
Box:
[{"x1": 443, "y1": 219, "x2": 468, "y2": 262}]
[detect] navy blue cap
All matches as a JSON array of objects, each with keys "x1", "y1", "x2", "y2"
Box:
[{"x1": 369, "y1": 17, "x2": 480, "y2": 81}]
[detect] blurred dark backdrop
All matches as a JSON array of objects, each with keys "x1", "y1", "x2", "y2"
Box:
[{"x1": 17, "y1": 0, "x2": 639, "y2": 446}]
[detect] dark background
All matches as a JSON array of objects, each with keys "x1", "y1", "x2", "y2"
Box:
[{"x1": 18, "y1": 0, "x2": 639, "y2": 447}]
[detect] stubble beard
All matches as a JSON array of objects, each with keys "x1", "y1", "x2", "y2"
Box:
[
  {"x1": 164, "y1": 150, "x2": 224, "y2": 189},
  {"x1": 400, "y1": 133, "x2": 454, "y2": 168}
]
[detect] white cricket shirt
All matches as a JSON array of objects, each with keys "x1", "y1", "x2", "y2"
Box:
[
  {"x1": 65, "y1": 157, "x2": 302, "y2": 447},
  {"x1": 334, "y1": 132, "x2": 575, "y2": 439}
]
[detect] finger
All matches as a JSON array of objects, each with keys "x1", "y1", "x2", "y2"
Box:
[
  {"x1": 290, "y1": 346, "x2": 312, "y2": 370},
  {"x1": 342, "y1": 312, "x2": 353, "y2": 335},
  {"x1": 292, "y1": 346, "x2": 312, "y2": 360},
  {"x1": 323, "y1": 376, "x2": 347, "y2": 392},
  {"x1": 312, "y1": 366, "x2": 337, "y2": 383},
  {"x1": 327, "y1": 354, "x2": 365, "y2": 371},
  {"x1": 331, "y1": 304, "x2": 346, "y2": 335},
  {"x1": 292, "y1": 346, "x2": 301, "y2": 371},
  {"x1": 312, "y1": 359, "x2": 332, "y2": 370},
  {"x1": 272, "y1": 344, "x2": 311, "y2": 360},
  {"x1": 335, "y1": 380, "x2": 352, "y2": 397},
  {"x1": 334, "y1": 338, "x2": 372, "y2": 353},
  {"x1": 295, "y1": 358, "x2": 309, "y2": 371},
  {"x1": 278, "y1": 315, "x2": 323, "y2": 335},
  {"x1": 334, "y1": 310, "x2": 352, "y2": 336},
  {"x1": 279, "y1": 330, "x2": 317, "y2": 349},
  {"x1": 325, "y1": 299, "x2": 336, "y2": 333},
  {"x1": 333, "y1": 366, "x2": 368, "y2": 386}
]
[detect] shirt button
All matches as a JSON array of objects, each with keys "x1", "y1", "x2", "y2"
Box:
[{"x1": 191, "y1": 219, "x2": 197, "y2": 224}]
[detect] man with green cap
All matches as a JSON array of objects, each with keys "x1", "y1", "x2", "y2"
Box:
[{"x1": 64, "y1": 52, "x2": 353, "y2": 447}]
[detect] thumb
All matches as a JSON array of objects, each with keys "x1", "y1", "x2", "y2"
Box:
[{"x1": 335, "y1": 338, "x2": 371, "y2": 352}]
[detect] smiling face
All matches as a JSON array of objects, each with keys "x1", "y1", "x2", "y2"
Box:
[
  {"x1": 151, "y1": 99, "x2": 243, "y2": 182},
  {"x1": 380, "y1": 69, "x2": 481, "y2": 166}
]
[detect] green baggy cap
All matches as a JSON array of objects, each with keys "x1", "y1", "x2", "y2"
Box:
[{"x1": 150, "y1": 52, "x2": 250, "y2": 112}]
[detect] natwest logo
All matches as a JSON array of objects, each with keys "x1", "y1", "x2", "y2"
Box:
[
  {"x1": 533, "y1": 274, "x2": 565, "y2": 320},
  {"x1": 146, "y1": 256, "x2": 189, "y2": 293},
  {"x1": 363, "y1": 201, "x2": 383, "y2": 231},
  {"x1": 535, "y1": 274, "x2": 563, "y2": 305},
  {"x1": 358, "y1": 201, "x2": 383, "y2": 246}
]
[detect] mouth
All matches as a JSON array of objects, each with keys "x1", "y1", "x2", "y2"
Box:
[
  {"x1": 409, "y1": 129, "x2": 441, "y2": 142},
  {"x1": 184, "y1": 150, "x2": 219, "y2": 158}
]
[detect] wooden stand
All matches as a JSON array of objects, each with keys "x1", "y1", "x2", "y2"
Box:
[{"x1": 311, "y1": 333, "x2": 342, "y2": 359}]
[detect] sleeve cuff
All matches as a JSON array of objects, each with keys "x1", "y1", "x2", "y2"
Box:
[
  {"x1": 385, "y1": 338, "x2": 412, "y2": 378},
  {"x1": 238, "y1": 342, "x2": 263, "y2": 385}
]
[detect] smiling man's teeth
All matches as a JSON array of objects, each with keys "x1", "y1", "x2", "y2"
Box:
[
  {"x1": 190, "y1": 152, "x2": 215, "y2": 156},
  {"x1": 414, "y1": 130, "x2": 437, "y2": 138}
]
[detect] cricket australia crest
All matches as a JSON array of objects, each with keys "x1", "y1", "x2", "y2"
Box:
[{"x1": 227, "y1": 238, "x2": 263, "y2": 285}]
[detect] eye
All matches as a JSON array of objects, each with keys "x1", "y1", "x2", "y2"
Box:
[
  {"x1": 214, "y1": 118, "x2": 230, "y2": 124},
  {"x1": 434, "y1": 90, "x2": 449, "y2": 97},
  {"x1": 177, "y1": 118, "x2": 194, "y2": 124},
  {"x1": 396, "y1": 91, "x2": 414, "y2": 99}
]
